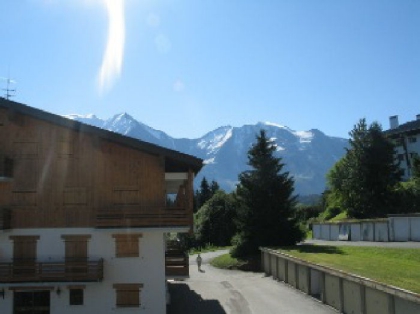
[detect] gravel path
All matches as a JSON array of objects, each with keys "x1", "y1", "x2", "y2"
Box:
[{"x1": 167, "y1": 250, "x2": 337, "y2": 314}]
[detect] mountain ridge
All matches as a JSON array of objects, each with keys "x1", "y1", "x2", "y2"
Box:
[{"x1": 65, "y1": 113, "x2": 348, "y2": 195}]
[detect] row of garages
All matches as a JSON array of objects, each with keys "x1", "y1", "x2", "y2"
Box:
[{"x1": 312, "y1": 214, "x2": 420, "y2": 242}]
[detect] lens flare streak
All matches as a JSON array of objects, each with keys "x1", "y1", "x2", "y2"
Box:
[{"x1": 98, "y1": 0, "x2": 125, "y2": 94}]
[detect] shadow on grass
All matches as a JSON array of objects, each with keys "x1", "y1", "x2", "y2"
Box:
[
  {"x1": 167, "y1": 281, "x2": 226, "y2": 314},
  {"x1": 279, "y1": 244, "x2": 346, "y2": 255}
]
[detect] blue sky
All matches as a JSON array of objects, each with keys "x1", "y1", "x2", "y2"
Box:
[{"x1": 1, "y1": 0, "x2": 419, "y2": 139}]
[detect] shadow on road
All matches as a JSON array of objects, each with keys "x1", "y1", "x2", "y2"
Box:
[{"x1": 167, "y1": 281, "x2": 226, "y2": 314}]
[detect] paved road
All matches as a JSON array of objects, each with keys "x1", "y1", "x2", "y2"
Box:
[
  {"x1": 304, "y1": 239, "x2": 420, "y2": 248},
  {"x1": 167, "y1": 250, "x2": 337, "y2": 314}
]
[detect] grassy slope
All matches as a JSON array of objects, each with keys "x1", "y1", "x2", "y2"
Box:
[
  {"x1": 210, "y1": 254, "x2": 246, "y2": 269},
  {"x1": 277, "y1": 245, "x2": 420, "y2": 294}
]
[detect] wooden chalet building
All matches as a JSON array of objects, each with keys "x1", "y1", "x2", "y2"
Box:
[
  {"x1": 0, "y1": 98, "x2": 202, "y2": 314},
  {"x1": 384, "y1": 115, "x2": 420, "y2": 180}
]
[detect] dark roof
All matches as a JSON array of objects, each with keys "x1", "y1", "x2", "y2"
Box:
[
  {"x1": 0, "y1": 98, "x2": 203, "y2": 173},
  {"x1": 384, "y1": 119, "x2": 420, "y2": 137}
]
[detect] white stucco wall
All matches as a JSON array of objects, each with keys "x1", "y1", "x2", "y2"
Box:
[{"x1": 0, "y1": 228, "x2": 169, "y2": 314}]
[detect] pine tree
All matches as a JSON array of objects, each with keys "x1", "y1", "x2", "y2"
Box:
[
  {"x1": 210, "y1": 180, "x2": 220, "y2": 195},
  {"x1": 232, "y1": 130, "x2": 303, "y2": 257}
]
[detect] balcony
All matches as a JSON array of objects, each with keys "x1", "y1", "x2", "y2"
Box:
[
  {"x1": 0, "y1": 208, "x2": 11, "y2": 230},
  {"x1": 0, "y1": 258, "x2": 104, "y2": 283},
  {"x1": 165, "y1": 249, "x2": 189, "y2": 279},
  {"x1": 96, "y1": 207, "x2": 191, "y2": 229}
]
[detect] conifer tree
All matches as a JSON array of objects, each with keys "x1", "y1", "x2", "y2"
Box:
[{"x1": 232, "y1": 130, "x2": 303, "y2": 257}]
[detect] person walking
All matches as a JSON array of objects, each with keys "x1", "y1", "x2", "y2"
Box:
[{"x1": 196, "y1": 253, "x2": 202, "y2": 271}]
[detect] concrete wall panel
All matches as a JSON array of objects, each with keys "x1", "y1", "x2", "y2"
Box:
[
  {"x1": 410, "y1": 218, "x2": 420, "y2": 241},
  {"x1": 320, "y1": 225, "x2": 330, "y2": 240},
  {"x1": 310, "y1": 270, "x2": 322, "y2": 298},
  {"x1": 393, "y1": 217, "x2": 410, "y2": 241},
  {"x1": 365, "y1": 287, "x2": 390, "y2": 314},
  {"x1": 263, "y1": 252, "x2": 270, "y2": 274},
  {"x1": 374, "y1": 222, "x2": 389, "y2": 242},
  {"x1": 297, "y1": 265, "x2": 310, "y2": 294},
  {"x1": 330, "y1": 225, "x2": 339, "y2": 241},
  {"x1": 343, "y1": 280, "x2": 363, "y2": 314},
  {"x1": 351, "y1": 224, "x2": 361, "y2": 241},
  {"x1": 339, "y1": 224, "x2": 350, "y2": 241},
  {"x1": 277, "y1": 258, "x2": 286, "y2": 281},
  {"x1": 324, "y1": 274, "x2": 341, "y2": 310},
  {"x1": 313, "y1": 224, "x2": 321, "y2": 240},
  {"x1": 361, "y1": 223, "x2": 374, "y2": 241},
  {"x1": 395, "y1": 296, "x2": 420, "y2": 314},
  {"x1": 287, "y1": 261, "x2": 297, "y2": 287},
  {"x1": 270, "y1": 255, "x2": 278, "y2": 279}
]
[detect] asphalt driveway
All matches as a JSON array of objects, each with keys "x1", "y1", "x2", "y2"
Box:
[{"x1": 167, "y1": 250, "x2": 337, "y2": 314}]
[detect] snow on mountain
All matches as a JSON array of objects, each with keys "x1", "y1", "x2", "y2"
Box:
[
  {"x1": 65, "y1": 114, "x2": 104, "y2": 128},
  {"x1": 66, "y1": 114, "x2": 348, "y2": 195}
]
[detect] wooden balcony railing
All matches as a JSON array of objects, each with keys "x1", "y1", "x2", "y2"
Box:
[
  {"x1": 0, "y1": 208, "x2": 11, "y2": 230},
  {"x1": 96, "y1": 207, "x2": 191, "y2": 228},
  {"x1": 0, "y1": 258, "x2": 104, "y2": 283},
  {"x1": 165, "y1": 250, "x2": 189, "y2": 278}
]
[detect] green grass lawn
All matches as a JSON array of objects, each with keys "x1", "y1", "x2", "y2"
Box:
[
  {"x1": 189, "y1": 245, "x2": 232, "y2": 255},
  {"x1": 210, "y1": 253, "x2": 247, "y2": 269},
  {"x1": 277, "y1": 245, "x2": 420, "y2": 294}
]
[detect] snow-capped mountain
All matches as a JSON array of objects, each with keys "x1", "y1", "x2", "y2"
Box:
[{"x1": 66, "y1": 114, "x2": 348, "y2": 195}]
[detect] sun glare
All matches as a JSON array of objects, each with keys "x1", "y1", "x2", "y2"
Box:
[{"x1": 98, "y1": 0, "x2": 125, "y2": 94}]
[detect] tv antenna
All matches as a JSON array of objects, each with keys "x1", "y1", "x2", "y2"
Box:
[{"x1": 1, "y1": 76, "x2": 17, "y2": 100}]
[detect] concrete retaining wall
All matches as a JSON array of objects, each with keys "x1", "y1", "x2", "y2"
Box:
[
  {"x1": 261, "y1": 248, "x2": 420, "y2": 314},
  {"x1": 312, "y1": 215, "x2": 420, "y2": 242}
]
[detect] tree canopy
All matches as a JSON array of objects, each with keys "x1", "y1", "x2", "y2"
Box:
[
  {"x1": 194, "y1": 191, "x2": 237, "y2": 247},
  {"x1": 232, "y1": 130, "x2": 303, "y2": 257},
  {"x1": 326, "y1": 119, "x2": 402, "y2": 218},
  {"x1": 194, "y1": 177, "x2": 220, "y2": 212}
]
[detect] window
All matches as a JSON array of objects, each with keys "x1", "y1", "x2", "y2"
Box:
[
  {"x1": 113, "y1": 284, "x2": 143, "y2": 308},
  {"x1": 69, "y1": 288, "x2": 84, "y2": 305},
  {"x1": 0, "y1": 156, "x2": 13, "y2": 178},
  {"x1": 112, "y1": 234, "x2": 142, "y2": 257},
  {"x1": 408, "y1": 137, "x2": 417, "y2": 143},
  {"x1": 398, "y1": 154, "x2": 405, "y2": 161},
  {"x1": 396, "y1": 138, "x2": 404, "y2": 146}
]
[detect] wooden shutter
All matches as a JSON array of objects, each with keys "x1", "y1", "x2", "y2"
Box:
[
  {"x1": 112, "y1": 233, "x2": 142, "y2": 257},
  {"x1": 62, "y1": 235, "x2": 91, "y2": 275},
  {"x1": 113, "y1": 284, "x2": 143, "y2": 307},
  {"x1": 10, "y1": 236, "x2": 39, "y2": 276}
]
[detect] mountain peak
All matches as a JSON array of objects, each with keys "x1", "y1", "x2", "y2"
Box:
[{"x1": 66, "y1": 113, "x2": 348, "y2": 195}]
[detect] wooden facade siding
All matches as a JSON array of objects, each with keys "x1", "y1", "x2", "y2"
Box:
[
  {"x1": 96, "y1": 207, "x2": 190, "y2": 228},
  {"x1": 0, "y1": 104, "x2": 200, "y2": 229}
]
